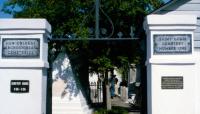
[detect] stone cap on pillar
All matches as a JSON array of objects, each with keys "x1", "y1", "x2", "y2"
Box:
[
  {"x1": 0, "y1": 19, "x2": 51, "y2": 35},
  {"x1": 144, "y1": 14, "x2": 197, "y2": 31}
]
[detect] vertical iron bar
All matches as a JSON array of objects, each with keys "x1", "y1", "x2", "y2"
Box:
[{"x1": 95, "y1": 0, "x2": 100, "y2": 38}]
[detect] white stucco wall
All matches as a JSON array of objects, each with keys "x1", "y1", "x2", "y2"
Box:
[
  {"x1": 151, "y1": 65, "x2": 196, "y2": 114},
  {"x1": 0, "y1": 69, "x2": 45, "y2": 114},
  {"x1": 52, "y1": 52, "x2": 92, "y2": 114}
]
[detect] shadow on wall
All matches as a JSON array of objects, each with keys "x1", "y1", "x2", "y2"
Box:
[{"x1": 52, "y1": 52, "x2": 80, "y2": 100}]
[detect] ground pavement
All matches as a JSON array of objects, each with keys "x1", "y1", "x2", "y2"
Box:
[{"x1": 111, "y1": 96, "x2": 140, "y2": 114}]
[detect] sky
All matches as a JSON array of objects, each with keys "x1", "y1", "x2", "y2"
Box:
[
  {"x1": 0, "y1": 0, "x2": 12, "y2": 18},
  {"x1": 0, "y1": 0, "x2": 171, "y2": 18}
]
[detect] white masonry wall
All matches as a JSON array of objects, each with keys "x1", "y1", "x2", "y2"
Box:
[
  {"x1": 0, "y1": 19, "x2": 51, "y2": 114},
  {"x1": 144, "y1": 15, "x2": 198, "y2": 114},
  {"x1": 52, "y1": 52, "x2": 92, "y2": 114}
]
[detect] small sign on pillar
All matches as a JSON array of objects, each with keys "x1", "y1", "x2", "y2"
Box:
[
  {"x1": 10, "y1": 80, "x2": 29, "y2": 93},
  {"x1": 2, "y1": 38, "x2": 40, "y2": 58},
  {"x1": 161, "y1": 76, "x2": 183, "y2": 89}
]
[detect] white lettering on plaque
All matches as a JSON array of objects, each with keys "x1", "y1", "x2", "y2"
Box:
[
  {"x1": 154, "y1": 34, "x2": 192, "y2": 54},
  {"x1": 2, "y1": 39, "x2": 40, "y2": 58},
  {"x1": 10, "y1": 80, "x2": 29, "y2": 93}
]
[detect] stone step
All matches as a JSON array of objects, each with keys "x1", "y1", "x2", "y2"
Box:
[
  {"x1": 52, "y1": 107, "x2": 90, "y2": 113},
  {"x1": 53, "y1": 102, "x2": 84, "y2": 105},
  {"x1": 52, "y1": 96, "x2": 92, "y2": 114},
  {"x1": 52, "y1": 112, "x2": 84, "y2": 114},
  {"x1": 53, "y1": 113, "x2": 83, "y2": 114},
  {"x1": 52, "y1": 107, "x2": 86, "y2": 114},
  {"x1": 52, "y1": 103, "x2": 84, "y2": 107},
  {"x1": 52, "y1": 108, "x2": 90, "y2": 114},
  {"x1": 53, "y1": 106, "x2": 84, "y2": 110},
  {"x1": 52, "y1": 97, "x2": 83, "y2": 102},
  {"x1": 52, "y1": 103, "x2": 84, "y2": 112},
  {"x1": 52, "y1": 102, "x2": 88, "y2": 110}
]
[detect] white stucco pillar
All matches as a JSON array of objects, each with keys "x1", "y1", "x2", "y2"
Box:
[
  {"x1": 0, "y1": 19, "x2": 51, "y2": 114},
  {"x1": 144, "y1": 15, "x2": 197, "y2": 114}
]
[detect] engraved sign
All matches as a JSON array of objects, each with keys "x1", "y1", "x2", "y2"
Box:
[
  {"x1": 2, "y1": 39, "x2": 40, "y2": 58},
  {"x1": 10, "y1": 80, "x2": 29, "y2": 93},
  {"x1": 161, "y1": 77, "x2": 183, "y2": 89},
  {"x1": 154, "y1": 34, "x2": 192, "y2": 54}
]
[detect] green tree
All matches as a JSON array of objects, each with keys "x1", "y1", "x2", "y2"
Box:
[{"x1": 2, "y1": 0, "x2": 163, "y2": 38}]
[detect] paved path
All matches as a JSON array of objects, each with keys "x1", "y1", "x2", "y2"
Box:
[
  {"x1": 128, "y1": 112, "x2": 140, "y2": 114},
  {"x1": 111, "y1": 96, "x2": 129, "y2": 107},
  {"x1": 111, "y1": 96, "x2": 140, "y2": 114}
]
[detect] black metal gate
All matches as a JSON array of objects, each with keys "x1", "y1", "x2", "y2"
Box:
[{"x1": 90, "y1": 81, "x2": 103, "y2": 104}]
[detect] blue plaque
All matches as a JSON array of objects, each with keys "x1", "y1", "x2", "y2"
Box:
[
  {"x1": 2, "y1": 39, "x2": 40, "y2": 58},
  {"x1": 154, "y1": 34, "x2": 192, "y2": 54}
]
